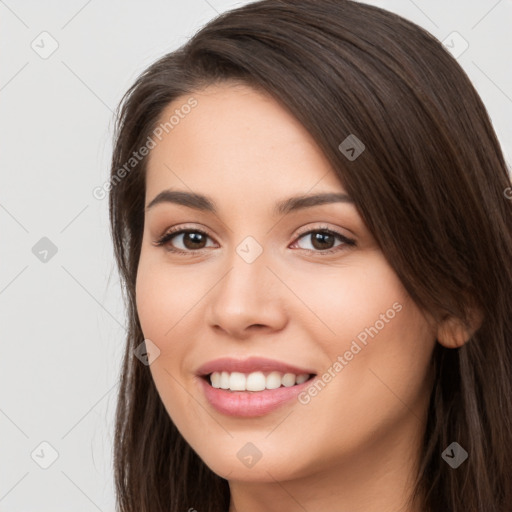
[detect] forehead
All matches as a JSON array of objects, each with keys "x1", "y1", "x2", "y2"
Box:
[{"x1": 145, "y1": 83, "x2": 345, "y2": 205}]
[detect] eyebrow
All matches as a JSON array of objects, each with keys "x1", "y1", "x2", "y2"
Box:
[{"x1": 145, "y1": 189, "x2": 353, "y2": 216}]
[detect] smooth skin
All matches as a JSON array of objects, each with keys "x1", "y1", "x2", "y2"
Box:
[{"x1": 135, "y1": 83, "x2": 468, "y2": 512}]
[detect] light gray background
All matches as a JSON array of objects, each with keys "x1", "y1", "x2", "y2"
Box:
[{"x1": 1, "y1": 1, "x2": 511, "y2": 510}]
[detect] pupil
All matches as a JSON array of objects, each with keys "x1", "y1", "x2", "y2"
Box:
[
  {"x1": 312, "y1": 232, "x2": 333, "y2": 250},
  {"x1": 185, "y1": 232, "x2": 205, "y2": 249}
]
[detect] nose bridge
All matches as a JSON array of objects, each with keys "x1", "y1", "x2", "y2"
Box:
[
  {"x1": 216, "y1": 238, "x2": 269, "y2": 310},
  {"x1": 206, "y1": 236, "x2": 286, "y2": 335}
]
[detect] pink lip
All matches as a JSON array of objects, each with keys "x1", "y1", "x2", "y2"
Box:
[
  {"x1": 195, "y1": 356, "x2": 316, "y2": 377},
  {"x1": 197, "y1": 374, "x2": 316, "y2": 417}
]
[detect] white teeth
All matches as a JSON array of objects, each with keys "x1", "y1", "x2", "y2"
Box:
[
  {"x1": 229, "y1": 372, "x2": 246, "y2": 391},
  {"x1": 246, "y1": 371, "x2": 266, "y2": 391},
  {"x1": 266, "y1": 371, "x2": 282, "y2": 390},
  {"x1": 282, "y1": 373, "x2": 296, "y2": 387},
  {"x1": 209, "y1": 370, "x2": 311, "y2": 391},
  {"x1": 296, "y1": 373, "x2": 309, "y2": 384}
]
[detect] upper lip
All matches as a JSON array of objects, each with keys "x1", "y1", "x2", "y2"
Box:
[{"x1": 196, "y1": 356, "x2": 317, "y2": 377}]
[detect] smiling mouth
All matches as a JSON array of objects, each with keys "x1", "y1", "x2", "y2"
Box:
[{"x1": 200, "y1": 372, "x2": 317, "y2": 393}]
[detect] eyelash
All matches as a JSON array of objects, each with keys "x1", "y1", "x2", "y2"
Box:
[{"x1": 152, "y1": 224, "x2": 356, "y2": 256}]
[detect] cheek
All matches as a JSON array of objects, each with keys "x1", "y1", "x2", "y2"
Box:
[
  {"x1": 319, "y1": 296, "x2": 434, "y2": 426},
  {"x1": 135, "y1": 255, "x2": 200, "y2": 340},
  {"x1": 304, "y1": 258, "x2": 408, "y2": 346},
  {"x1": 304, "y1": 257, "x2": 435, "y2": 418},
  {"x1": 135, "y1": 261, "x2": 167, "y2": 340},
  {"x1": 135, "y1": 258, "x2": 200, "y2": 422}
]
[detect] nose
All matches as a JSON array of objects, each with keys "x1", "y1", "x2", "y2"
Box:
[{"x1": 205, "y1": 248, "x2": 288, "y2": 339}]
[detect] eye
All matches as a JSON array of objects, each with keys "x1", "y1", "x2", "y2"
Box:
[
  {"x1": 152, "y1": 226, "x2": 216, "y2": 254},
  {"x1": 152, "y1": 224, "x2": 356, "y2": 255},
  {"x1": 291, "y1": 226, "x2": 356, "y2": 255}
]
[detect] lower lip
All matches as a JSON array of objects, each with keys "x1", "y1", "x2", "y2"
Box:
[{"x1": 198, "y1": 375, "x2": 316, "y2": 417}]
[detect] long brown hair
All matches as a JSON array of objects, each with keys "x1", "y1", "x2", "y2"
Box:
[{"x1": 108, "y1": 1, "x2": 512, "y2": 510}]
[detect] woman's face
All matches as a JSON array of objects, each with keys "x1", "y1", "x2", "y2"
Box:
[{"x1": 136, "y1": 83, "x2": 437, "y2": 485}]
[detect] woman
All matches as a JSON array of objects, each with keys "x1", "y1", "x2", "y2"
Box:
[{"x1": 108, "y1": 0, "x2": 512, "y2": 510}]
